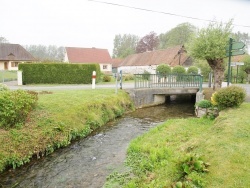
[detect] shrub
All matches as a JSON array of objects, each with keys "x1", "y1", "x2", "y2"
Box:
[
  {"x1": 142, "y1": 70, "x2": 150, "y2": 80},
  {"x1": 196, "y1": 100, "x2": 212, "y2": 108},
  {"x1": 0, "y1": 90, "x2": 38, "y2": 128},
  {"x1": 0, "y1": 83, "x2": 9, "y2": 91},
  {"x1": 103, "y1": 75, "x2": 111, "y2": 82},
  {"x1": 156, "y1": 64, "x2": 171, "y2": 75},
  {"x1": 211, "y1": 86, "x2": 246, "y2": 109},
  {"x1": 123, "y1": 74, "x2": 134, "y2": 81},
  {"x1": 187, "y1": 66, "x2": 199, "y2": 74},
  {"x1": 172, "y1": 65, "x2": 186, "y2": 74},
  {"x1": 19, "y1": 63, "x2": 101, "y2": 84}
]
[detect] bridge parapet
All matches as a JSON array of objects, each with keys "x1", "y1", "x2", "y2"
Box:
[{"x1": 134, "y1": 74, "x2": 203, "y2": 91}]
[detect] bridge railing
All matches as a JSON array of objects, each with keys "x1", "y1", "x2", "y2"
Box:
[{"x1": 134, "y1": 74, "x2": 203, "y2": 91}]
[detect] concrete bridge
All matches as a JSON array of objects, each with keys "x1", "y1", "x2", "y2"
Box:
[{"x1": 126, "y1": 74, "x2": 203, "y2": 108}]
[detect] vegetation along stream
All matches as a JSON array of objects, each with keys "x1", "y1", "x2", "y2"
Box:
[{"x1": 0, "y1": 96, "x2": 195, "y2": 188}]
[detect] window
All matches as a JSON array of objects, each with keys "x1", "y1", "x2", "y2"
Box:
[
  {"x1": 11, "y1": 62, "x2": 19, "y2": 67},
  {"x1": 103, "y1": 65, "x2": 108, "y2": 70}
]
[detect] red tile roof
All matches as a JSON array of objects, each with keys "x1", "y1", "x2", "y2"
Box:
[
  {"x1": 65, "y1": 47, "x2": 112, "y2": 64},
  {"x1": 120, "y1": 46, "x2": 189, "y2": 67},
  {"x1": 111, "y1": 58, "x2": 123, "y2": 68}
]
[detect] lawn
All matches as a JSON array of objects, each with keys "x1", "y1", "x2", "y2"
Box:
[
  {"x1": 105, "y1": 103, "x2": 250, "y2": 187},
  {"x1": 0, "y1": 89, "x2": 134, "y2": 172}
]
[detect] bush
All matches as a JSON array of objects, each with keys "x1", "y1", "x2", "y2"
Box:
[
  {"x1": 187, "y1": 66, "x2": 199, "y2": 74},
  {"x1": 156, "y1": 64, "x2": 171, "y2": 75},
  {"x1": 0, "y1": 83, "x2": 9, "y2": 91},
  {"x1": 19, "y1": 63, "x2": 101, "y2": 84},
  {"x1": 142, "y1": 70, "x2": 150, "y2": 80},
  {"x1": 172, "y1": 65, "x2": 186, "y2": 74},
  {"x1": 211, "y1": 86, "x2": 246, "y2": 109},
  {"x1": 103, "y1": 75, "x2": 111, "y2": 82},
  {"x1": 196, "y1": 100, "x2": 212, "y2": 108},
  {"x1": 123, "y1": 74, "x2": 134, "y2": 81},
  {"x1": 0, "y1": 90, "x2": 38, "y2": 128}
]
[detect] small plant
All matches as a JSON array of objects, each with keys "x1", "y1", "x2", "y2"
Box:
[
  {"x1": 173, "y1": 154, "x2": 210, "y2": 188},
  {"x1": 142, "y1": 70, "x2": 150, "y2": 80},
  {"x1": 187, "y1": 66, "x2": 199, "y2": 74},
  {"x1": 196, "y1": 99, "x2": 212, "y2": 108},
  {"x1": 103, "y1": 75, "x2": 111, "y2": 82},
  {"x1": 211, "y1": 85, "x2": 246, "y2": 109},
  {"x1": 0, "y1": 83, "x2": 9, "y2": 91},
  {"x1": 172, "y1": 65, "x2": 186, "y2": 74}
]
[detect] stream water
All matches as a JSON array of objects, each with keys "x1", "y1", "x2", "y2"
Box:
[{"x1": 0, "y1": 99, "x2": 195, "y2": 188}]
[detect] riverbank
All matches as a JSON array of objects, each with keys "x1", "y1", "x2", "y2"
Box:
[
  {"x1": 0, "y1": 89, "x2": 134, "y2": 173},
  {"x1": 105, "y1": 103, "x2": 250, "y2": 187}
]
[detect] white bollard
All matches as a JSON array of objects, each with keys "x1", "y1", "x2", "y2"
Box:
[
  {"x1": 17, "y1": 70, "x2": 23, "y2": 86},
  {"x1": 92, "y1": 71, "x2": 96, "y2": 89}
]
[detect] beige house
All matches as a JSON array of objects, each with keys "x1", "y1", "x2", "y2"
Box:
[
  {"x1": 118, "y1": 45, "x2": 192, "y2": 74},
  {"x1": 64, "y1": 47, "x2": 112, "y2": 73},
  {"x1": 0, "y1": 43, "x2": 36, "y2": 70}
]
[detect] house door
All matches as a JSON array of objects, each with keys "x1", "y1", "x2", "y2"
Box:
[{"x1": 4, "y1": 62, "x2": 8, "y2": 70}]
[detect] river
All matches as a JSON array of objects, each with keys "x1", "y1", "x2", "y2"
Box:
[{"x1": 0, "y1": 99, "x2": 195, "y2": 188}]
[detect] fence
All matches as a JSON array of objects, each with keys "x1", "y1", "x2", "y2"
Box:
[
  {"x1": 134, "y1": 74, "x2": 203, "y2": 91},
  {"x1": 0, "y1": 70, "x2": 18, "y2": 83}
]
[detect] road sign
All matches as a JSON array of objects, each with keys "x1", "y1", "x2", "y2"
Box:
[
  {"x1": 226, "y1": 41, "x2": 245, "y2": 51},
  {"x1": 226, "y1": 50, "x2": 245, "y2": 57},
  {"x1": 231, "y1": 62, "x2": 244, "y2": 66}
]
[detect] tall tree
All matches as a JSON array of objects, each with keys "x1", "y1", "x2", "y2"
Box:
[
  {"x1": 232, "y1": 31, "x2": 250, "y2": 51},
  {"x1": 241, "y1": 55, "x2": 250, "y2": 83},
  {"x1": 136, "y1": 31, "x2": 159, "y2": 53},
  {"x1": 112, "y1": 34, "x2": 139, "y2": 58},
  {"x1": 25, "y1": 45, "x2": 64, "y2": 61},
  {"x1": 189, "y1": 20, "x2": 232, "y2": 89},
  {"x1": 0, "y1": 36, "x2": 9, "y2": 43},
  {"x1": 158, "y1": 23, "x2": 196, "y2": 49}
]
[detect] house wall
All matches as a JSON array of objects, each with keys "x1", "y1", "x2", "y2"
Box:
[
  {"x1": 118, "y1": 65, "x2": 157, "y2": 74},
  {"x1": 100, "y1": 63, "x2": 112, "y2": 73},
  {"x1": 64, "y1": 51, "x2": 69, "y2": 62},
  {"x1": 0, "y1": 61, "x2": 23, "y2": 71}
]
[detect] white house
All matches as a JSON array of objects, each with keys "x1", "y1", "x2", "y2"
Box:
[
  {"x1": 0, "y1": 43, "x2": 36, "y2": 70},
  {"x1": 64, "y1": 47, "x2": 112, "y2": 73},
  {"x1": 118, "y1": 45, "x2": 192, "y2": 74}
]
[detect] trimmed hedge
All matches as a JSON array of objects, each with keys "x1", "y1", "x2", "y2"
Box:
[{"x1": 18, "y1": 63, "x2": 101, "y2": 84}]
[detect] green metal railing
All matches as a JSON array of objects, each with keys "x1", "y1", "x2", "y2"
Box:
[
  {"x1": 0, "y1": 70, "x2": 18, "y2": 83},
  {"x1": 134, "y1": 74, "x2": 203, "y2": 91}
]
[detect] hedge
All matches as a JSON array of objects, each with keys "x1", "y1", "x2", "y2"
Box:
[{"x1": 18, "y1": 63, "x2": 101, "y2": 84}]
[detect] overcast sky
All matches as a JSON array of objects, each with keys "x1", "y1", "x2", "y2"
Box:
[{"x1": 1, "y1": 0, "x2": 250, "y2": 55}]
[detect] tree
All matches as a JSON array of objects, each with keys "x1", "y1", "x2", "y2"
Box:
[
  {"x1": 156, "y1": 64, "x2": 171, "y2": 75},
  {"x1": 241, "y1": 55, "x2": 250, "y2": 83},
  {"x1": 158, "y1": 23, "x2": 196, "y2": 49},
  {"x1": 0, "y1": 36, "x2": 9, "y2": 43},
  {"x1": 25, "y1": 45, "x2": 64, "y2": 61},
  {"x1": 112, "y1": 34, "x2": 139, "y2": 58},
  {"x1": 232, "y1": 31, "x2": 250, "y2": 51},
  {"x1": 189, "y1": 20, "x2": 232, "y2": 89},
  {"x1": 136, "y1": 31, "x2": 159, "y2": 53}
]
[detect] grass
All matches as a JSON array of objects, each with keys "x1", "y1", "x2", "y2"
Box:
[
  {"x1": 0, "y1": 70, "x2": 17, "y2": 82},
  {"x1": 0, "y1": 89, "x2": 134, "y2": 172},
  {"x1": 105, "y1": 103, "x2": 250, "y2": 187}
]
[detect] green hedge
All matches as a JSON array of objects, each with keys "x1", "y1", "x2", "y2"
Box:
[{"x1": 18, "y1": 63, "x2": 101, "y2": 84}]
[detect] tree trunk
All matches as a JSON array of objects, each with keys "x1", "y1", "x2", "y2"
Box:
[{"x1": 207, "y1": 59, "x2": 225, "y2": 90}]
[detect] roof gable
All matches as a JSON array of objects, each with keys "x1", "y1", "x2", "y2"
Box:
[
  {"x1": 0, "y1": 43, "x2": 36, "y2": 61},
  {"x1": 120, "y1": 46, "x2": 189, "y2": 67},
  {"x1": 65, "y1": 47, "x2": 112, "y2": 64}
]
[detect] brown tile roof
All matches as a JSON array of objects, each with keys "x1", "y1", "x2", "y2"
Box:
[
  {"x1": 120, "y1": 45, "x2": 189, "y2": 67},
  {"x1": 65, "y1": 47, "x2": 112, "y2": 64},
  {"x1": 111, "y1": 58, "x2": 123, "y2": 68},
  {"x1": 0, "y1": 43, "x2": 36, "y2": 61}
]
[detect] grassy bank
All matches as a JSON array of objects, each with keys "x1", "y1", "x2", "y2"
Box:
[
  {"x1": 0, "y1": 89, "x2": 134, "y2": 172},
  {"x1": 105, "y1": 103, "x2": 250, "y2": 187}
]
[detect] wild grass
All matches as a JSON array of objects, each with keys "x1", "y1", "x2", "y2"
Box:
[
  {"x1": 0, "y1": 89, "x2": 134, "y2": 172},
  {"x1": 105, "y1": 103, "x2": 250, "y2": 187}
]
